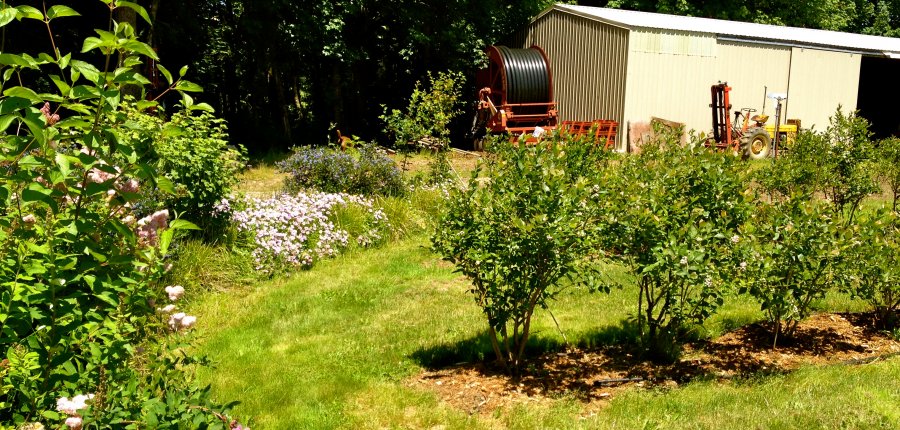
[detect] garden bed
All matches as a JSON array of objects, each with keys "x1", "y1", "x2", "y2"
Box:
[{"x1": 410, "y1": 312, "x2": 900, "y2": 415}]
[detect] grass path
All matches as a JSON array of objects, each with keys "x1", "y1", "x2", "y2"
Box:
[{"x1": 192, "y1": 238, "x2": 900, "y2": 429}]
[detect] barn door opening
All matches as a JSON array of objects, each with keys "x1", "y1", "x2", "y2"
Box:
[{"x1": 857, "y1": 56, "x2": 900, "y2": 139}]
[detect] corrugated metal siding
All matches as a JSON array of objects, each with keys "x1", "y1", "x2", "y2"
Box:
[
  {"x1": 786, "y1": 47, "x2": 861, "y2": 130},
  {"x1": 622, "y1": 29, "x2": 719, "y2": 135},
  {"x1": 716, "y1": 41, "x2": 792, "y2": 125},
  {"x1": 525, "y1": 10, "x2": 629, "y2": 128}
]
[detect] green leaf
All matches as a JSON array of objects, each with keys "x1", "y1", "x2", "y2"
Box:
[
  {"x1": 169, "y1": 219, "x2": 200, "y2": 231},
  {"x1": 15, "y1": 5, "x2": 43, "y2": 20},
  {"x1": 0, "y1": 7, "x2": 16, "y2": 27},
  {"x1": 179, "y1": 65, "x2": 188, "y2": 77},
  {"x1": 70, "y1": 60, "x2": 100, "y2": 83},
  {"x1": 0, "y1": 53, "x2": 30, "y2": 67},
  {"x1": 55, "y1": 153, "x2": 71, "y2": 178},
  {"x1": 156, "y1": 64, "x2": 172, "y2": 86},
  {"x1": 59, "y1": 52, "x2": 71, "y2": 69},
  {"x1": 174, "y1": 80, "x2": 203, "y2": 92},
  {"x1": 21, "y1": 188, "x2": 55, "y2": 211},
  {"x1": 21, "y1": 116, "x2": 46, "y2": 146},
  {"x1": 116, "y1": 1, "x2": 152, "y2": 24},
  {"x1": 41, "y1": 410, "x2": 61, "y2": 421},
  {"x1": 81, "y1": 36, "x2": 105, "y2": 54},
  {"x1": 49, "y1": 74, "x2": 71, "y2": 95},
  {"x1": 190, "y1": 102, "x2": 215, "y2": 113},
  {"x1": 122, "y1": 40, "x2": 159, "y2": 60},
  {"x1": 156, "y1": 176, "x2": 175, "y2": 194},
  {"x1": 72, "y1": 85, "x2": 101, "y2": 99},
  {"x1": 3, "y1": 86, "x2": 41, "y2": 103},
  {"x1": 46, "y1": 5, "x2": 80, "y2": 19},
  {"x1": 158, "y1": 228, "x2": 174, "y2": 254},
  {"x1": 0, "y1": 97, "x2": 30, "y2": 114},
  {"x1": 0, "y1": 114, "x2": 15, "y2": 131},
  {"x1": 25, "y1": 241, "x2": 49, "y2": 255}
]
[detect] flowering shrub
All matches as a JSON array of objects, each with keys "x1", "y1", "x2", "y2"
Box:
[
  {"x1": 876, "y1": 137, "x2": 900, "y2": 212},
  {"x1": 598, "y1": 128, "x2": 751, "y2": 360},
  {"x1": 121, "y1": 103, "x2": 247, "y2": 237},
  {"x1": 432, "y1": 135, "x2": 608, "y2": 373},
  {"x1": 842, "y1": 210, "x2": 900, "y2": 328},
  {"x1": 757, "y1": 107, "x2": 877, "y2": 223},
  {"x1": 735, "y1": 197, "x2": 845, "y2": 345},
  {"x1": 278, "y1": 144, "x2": 404, "y2": 197},
  {"x1": 231, "y1": 192, "x2": 389, "y2": 272},
  {"x1": 0, "y1": 2, "x2": 243, "y2": 428}
]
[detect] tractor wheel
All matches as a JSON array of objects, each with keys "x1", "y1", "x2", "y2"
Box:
[{"x1": 742, "y1": 127, "x2": 772, "y2": 160}]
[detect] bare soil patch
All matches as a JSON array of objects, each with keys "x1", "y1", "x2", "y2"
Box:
[{"x1": 409, "y1": 312, "x2": 900, "y2": 415}]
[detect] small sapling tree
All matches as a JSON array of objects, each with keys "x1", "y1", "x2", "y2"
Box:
[
  {"x1": 736, "y1": 197, "x2": 845, "y2": 346},
  {"x1": 380, "y1": 71, "x2": 463, "y2": 178},
  {"x1": 432, "y1": 135, "x2": 607, "y2": 373},
  {"x1": 598, "y1": 129, "x2": 751, "y2": 360}
]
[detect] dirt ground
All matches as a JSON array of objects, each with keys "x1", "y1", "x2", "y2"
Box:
[{"x1": 409, "y1": 312, "x2": 900, "y2": 415}]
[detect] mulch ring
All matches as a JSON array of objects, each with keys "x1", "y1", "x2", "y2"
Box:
[{"x1": 409, "y1": 312, "x2": 900, "y2": 415}]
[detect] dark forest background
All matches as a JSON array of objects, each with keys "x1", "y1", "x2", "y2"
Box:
[{"x1": 4, "y1": 0, "x2": 900, "y2": 154}]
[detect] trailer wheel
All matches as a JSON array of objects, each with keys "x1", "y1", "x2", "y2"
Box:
[{"x1": 742, "y1": 128, "x2": 772, "y2": 160}]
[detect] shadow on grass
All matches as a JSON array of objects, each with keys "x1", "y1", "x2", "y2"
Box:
[{"x1": 409, "y1": 318, "x2": 644, "y2": 370}]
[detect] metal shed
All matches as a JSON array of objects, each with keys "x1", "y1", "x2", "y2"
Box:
[{"x1": 520, "y1": 4, "x2": 900, "y2": 149}]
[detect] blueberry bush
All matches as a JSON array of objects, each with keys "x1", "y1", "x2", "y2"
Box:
[
  {"x1": 432, "y1": 134, "x2": 608, "y2": 373},
  {"x1": 598, "y1": 128, "x2": 751, "y2": 360}
]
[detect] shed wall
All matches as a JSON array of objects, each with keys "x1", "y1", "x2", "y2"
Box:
[
  {"x1": 785, "y1": 47, "x2": 861, "y2": 131},
  {"x1": 716, "y1": 41, "x2": 792, "y2": 124},
  {"x1": 622, "y1": 29, "x2": 719, "y2": 140},
  {"x1": 525, "y1": 10, "x2": 629, "y2": 127}
]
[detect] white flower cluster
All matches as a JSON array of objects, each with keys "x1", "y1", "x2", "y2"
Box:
[
  {"x1": 231, "y1": 192, "x2": 388, "y2": 271},
  {"x1": 158, "y1": 285, "x2": 196, "y2": 330},
  {"x1": 56, "y1": 394, "x2": 93, "y2": 429}
]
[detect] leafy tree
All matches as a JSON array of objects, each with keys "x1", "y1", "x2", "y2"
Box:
[{"x1": 432, "y1": 134, "x2": 607, "y2": 373}]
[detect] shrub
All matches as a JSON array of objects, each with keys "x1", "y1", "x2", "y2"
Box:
[
  {"x1": 278, "y1": 144, "x2": 405, "y2": 197},
  {"x1": 736, "y1": 197, "x2": 845, "y2": 345},
  {"x1": 122, "y1": 104, "x2": 247, "y2": 238},
  {"x1": 0, "y1": 3, "x2": 242, "y2": 428},
  {"x1": 598, "y1": 129, "x2": 751, "y2": 360},
  {"x1": 843, "y1": 210, "x2": 900, "y2": 328},
  {"x1": 431, "y1": 134, "x2": 608, "y2": 373},
  {"x1": 230, "y1": 192, "x2": 389, "y2": 273},
  {"x1": 380, "y1": 71, "x2": 463, "y2": 151},
  {"x1": 757, "y1": 107, "x2": 878, "y2": 223},
  {"x1": 876, "y1": 137, "x2": 900, "y2": 212}
]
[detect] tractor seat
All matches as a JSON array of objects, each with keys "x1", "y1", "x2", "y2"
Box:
[{"x1": 751, "y1": 114, "x2": 769, "y2": 123}]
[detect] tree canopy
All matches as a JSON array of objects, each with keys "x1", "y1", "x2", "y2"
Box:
[{"x1": 3, "y1": 0, "x2": 899, "y2": 153}]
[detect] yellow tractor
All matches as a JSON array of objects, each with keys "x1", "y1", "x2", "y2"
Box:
[{"x1": 710, "y1": 83, "x2": 799, "y2": 159}]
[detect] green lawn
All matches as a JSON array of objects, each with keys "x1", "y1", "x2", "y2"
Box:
[{"x1": 191, "y1": 238, "x2": 900, "y2": 429}]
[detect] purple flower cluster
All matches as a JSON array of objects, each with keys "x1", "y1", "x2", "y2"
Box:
[
  {"x1": 231, "y1": 191, "x2": 388, "y2": 271},
  {"x1": 277, "y1": 145, "x2": 405, "y2": 197}
]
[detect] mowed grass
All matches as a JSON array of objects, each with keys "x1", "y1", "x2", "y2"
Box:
[{"x1": 191, "y1": 237, "x2": 899, "y2": 429}]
